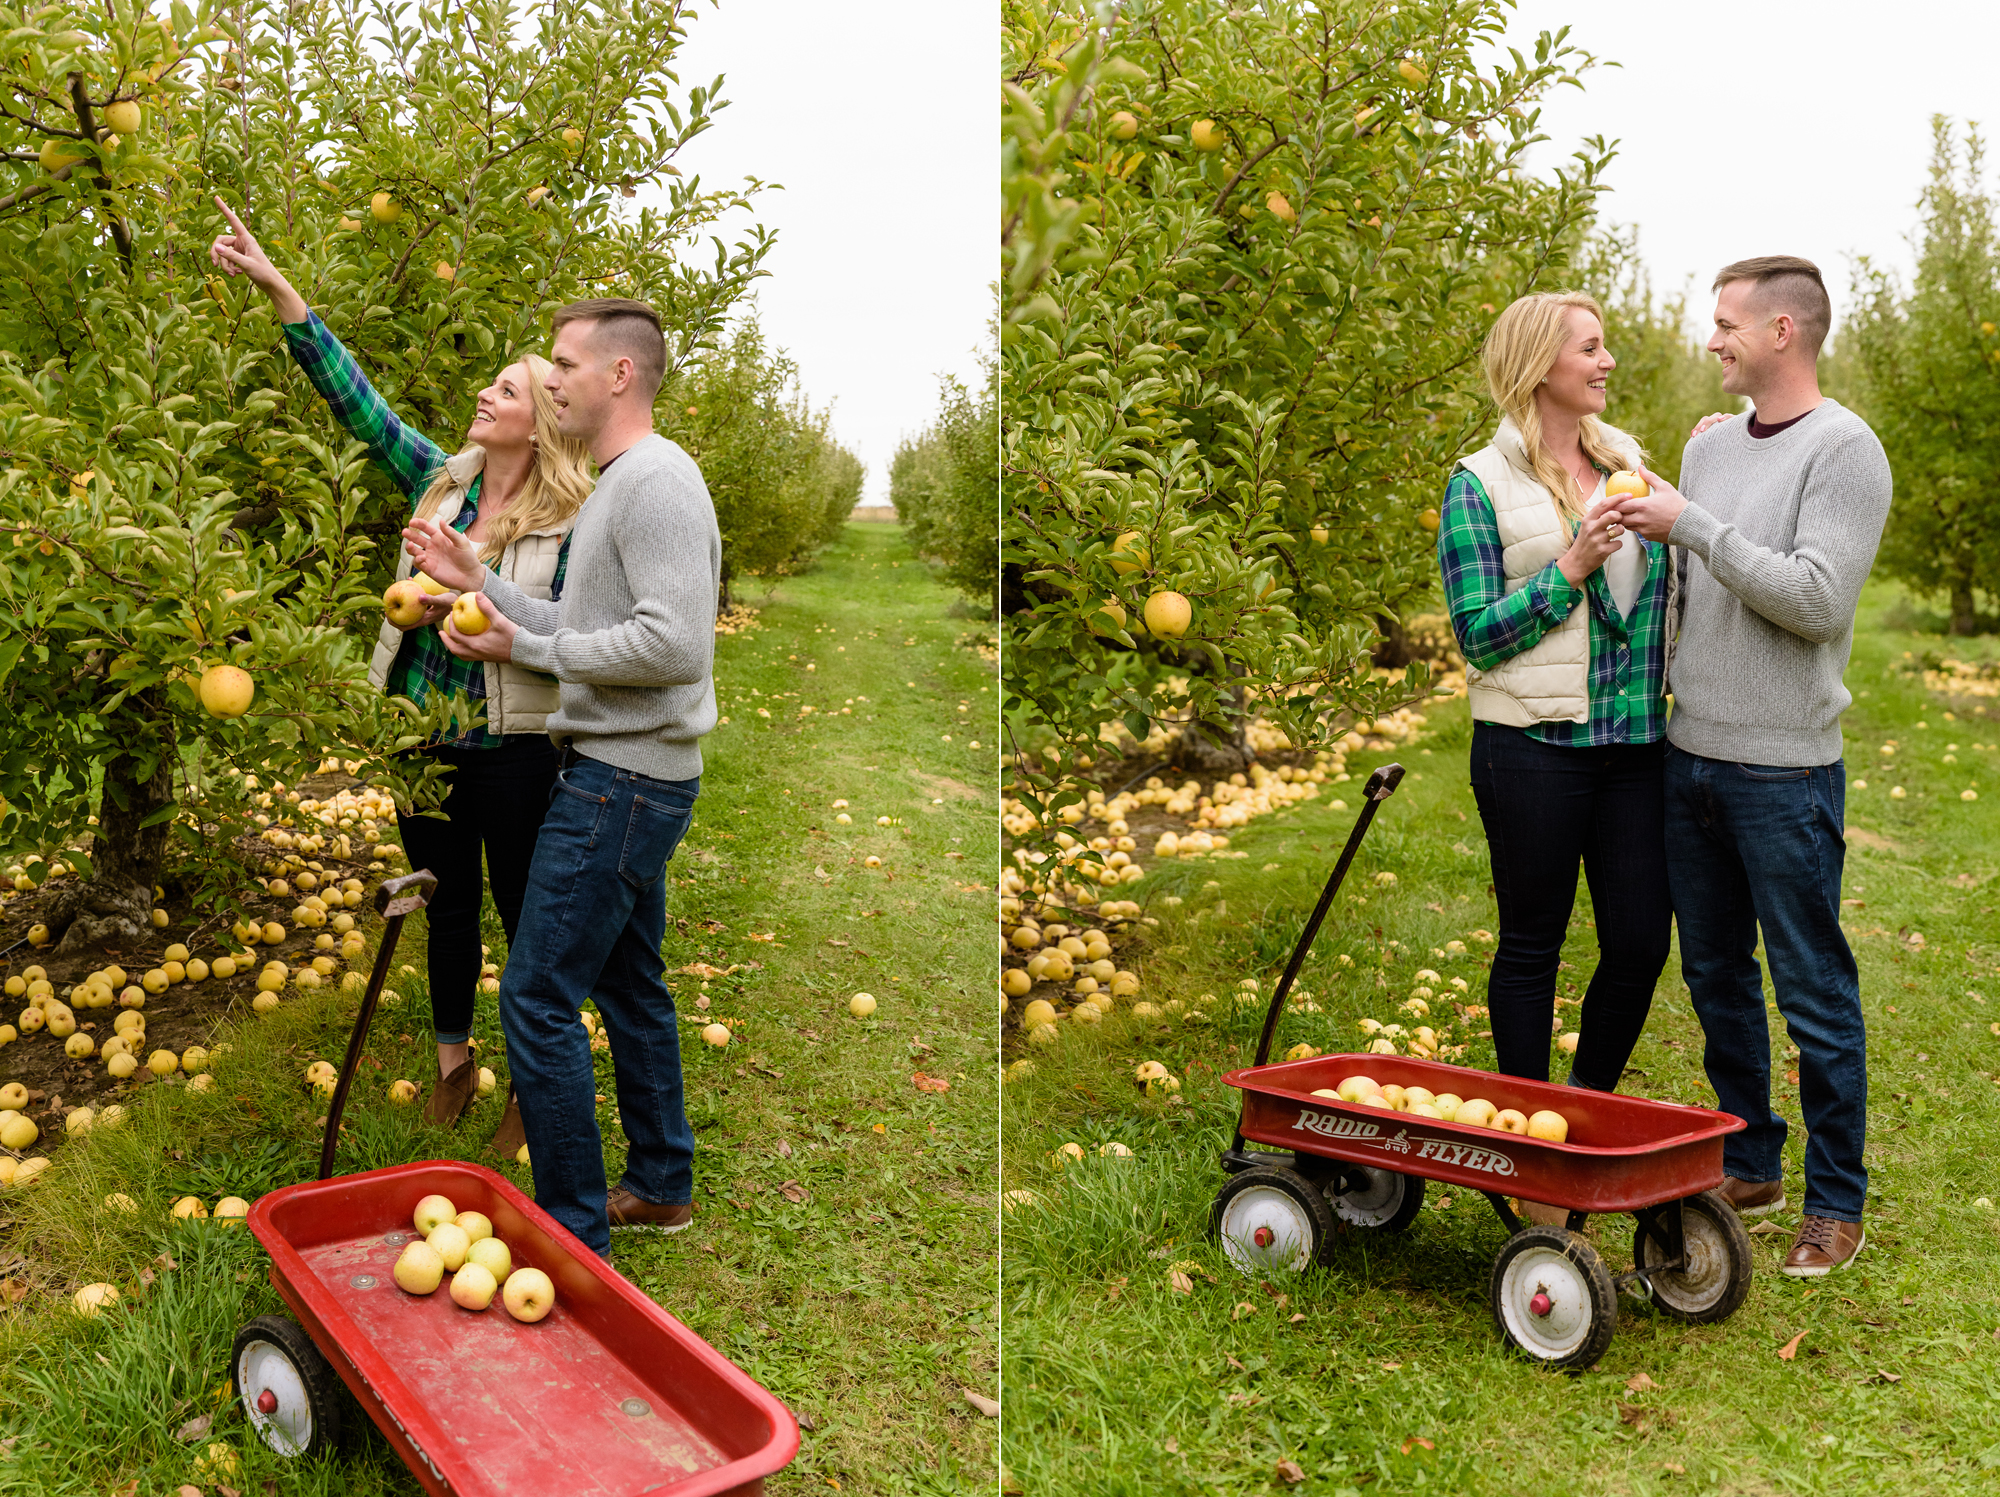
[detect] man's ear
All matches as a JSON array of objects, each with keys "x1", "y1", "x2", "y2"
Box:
[
  {"x1": 1770, "y1": 312, "x2": 1796, "y2": 352},
  {"x1": 610, "y1": 355, "x2": 635, "y2": 397}
]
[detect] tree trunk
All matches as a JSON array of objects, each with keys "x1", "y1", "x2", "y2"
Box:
[
  {"x1": 1177, "y1": 719, "x2": 1254, "y2": 777},
  {"x1": 47, "y1": 699, "x2": 175, "y2": 956},
  {"x1": 1949, "y1": 582, "x2": 1978, "y2": 637}
]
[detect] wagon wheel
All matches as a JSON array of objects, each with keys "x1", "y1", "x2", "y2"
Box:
[
  {"x1": 1635, "y1": 1190, "x2": 1754, "y2": 1325},
  {"x1": 1209, "y1": 1165, "x2": 1334, "y2": 1275},
  {"x1": 232, "y1": 1313, "x2": 346, "y2": 1458},
  {"x1": 1489, "y1": 1226, "x2": 1618, "y2": 1369},
  {"x1": 1325, "y1": 1166, "x2": 1424, "y2": 1232}
]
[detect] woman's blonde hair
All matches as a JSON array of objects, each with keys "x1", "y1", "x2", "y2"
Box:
[
  {"x1": 1481, "y1": 292, "x2": 1641, "y2": 521},
  {"x1": 411, "y1": 353, "x2": 593, "y2": 563}
]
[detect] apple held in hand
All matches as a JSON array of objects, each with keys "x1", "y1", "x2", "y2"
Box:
[
  {"x1": 449, "y1": 1261, "x2": 498, "y2": 1311},
  {"x1": 383, "y1": 580, "x2": 426, "y2": 628},
  {"x1": 393, "y1": 1240, "x2": 445, "y2": 1295},
  {"x1": 1605, "y1": 470, "x2": 1648, "y2": 500},
  {"x1": 413, "y1": 1194, "x2": 457, "y2": 1235},
  {"x1": 502, "y1": 1266, "x2": 555, "y2": 1323},
  {"x1": 449, "y1": 594, "x2": 490, "y2": 637}
]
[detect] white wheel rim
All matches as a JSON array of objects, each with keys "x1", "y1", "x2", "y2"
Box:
[
  {"x1": 1498, "y1": 1244, "x2": 1597, "y2": 1360},
  {"x1": 1641, "y1": 1210, "x2": 1731, "y2": 1312},
  {"x1": 1218, "y1": 1185, "x2": 1314, "y2": 1275},
  {"x1": 1330, "y1": 1167, "x2": 1406, "y2": 1227},
  {"x1": 238, "y1": 1339, "x2": 314, "y2": 1456}
]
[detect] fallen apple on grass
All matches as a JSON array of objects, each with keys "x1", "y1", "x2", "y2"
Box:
[
  {"x1": 72, "y1": 1283, "x2": 120, "y2": 1317},
  {"x1": 848, "y1": 992, "x2": 877, "y2": 1018},
  {"x1": 214, "y1": 1196, "x2": 250, "y2": 1227}
]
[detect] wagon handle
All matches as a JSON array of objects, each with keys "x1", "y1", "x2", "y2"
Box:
[
  {"x1": 1247, "y1": 761, "x2": 1406, "y2": 1076},
  {"x1": 318, "y1": 869, "x2": 437, "y2": 1181}
]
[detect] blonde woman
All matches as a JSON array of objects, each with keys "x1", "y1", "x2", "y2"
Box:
[
  {"x1": 1437, "y1": 292, "x2": 1677, "y2": 1181},
  {"x1": 208, "y1": 198, "x2": 592, "y2": 1141}
]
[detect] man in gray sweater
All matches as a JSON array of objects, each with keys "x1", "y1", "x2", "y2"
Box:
[
  {"x1": 408, "y1": 296, "x2": 719, "y2": 1256},
  {"x1": 1614, "y1": 256, "x2": 1892, "y2": 1277}
]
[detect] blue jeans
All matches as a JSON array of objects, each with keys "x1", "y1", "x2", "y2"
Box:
[
  {"x1": 1664, "y1": 745, "x2": 1866, "y2": 1222},
  {"x1": 497, "y1": 749, "x2": 699, "y2": 1256},
  {"x1": 1468, "y1": 723, "x2": 1672, "y2": 1092}
]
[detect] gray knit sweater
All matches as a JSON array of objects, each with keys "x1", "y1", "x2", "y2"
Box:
[
  {"x1": 480, "y1": 433, "x2": 720, "y2": 781},
  {"x1": 1666, "y1": 399, "x2": 1892, "y2": 767}
]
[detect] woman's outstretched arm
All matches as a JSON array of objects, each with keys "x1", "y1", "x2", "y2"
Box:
[{"x1": 210, "y1": 195, "x2": 447, "y2": 502}]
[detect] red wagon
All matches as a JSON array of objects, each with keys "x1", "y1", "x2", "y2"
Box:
[
  {"x1": 234, "y1": 1159, "x2": 800, "y2": 1496},
  {"x1": 1208, "y1": 764, "x2": 1756, "y2": 1368}
]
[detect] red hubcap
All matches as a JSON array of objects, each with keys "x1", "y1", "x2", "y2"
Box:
[
  {"x1": 1529, "y1": 1292, "x2": 1553, "y2": 1318},
  {"x1": 256, "y1": 1388, "x2": 279, "y2": 1415},
  {"x1": 1252, "y1": 1226, "x2": 1275, "y2": 1248}
]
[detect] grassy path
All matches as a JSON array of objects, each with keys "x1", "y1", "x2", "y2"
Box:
[
  {"x1": 0, "y1": 522, "x2": 998, "y2": 1497},
  {"x1": 1002, "y1": 580, "x2": 2000, "y2": 1497}
]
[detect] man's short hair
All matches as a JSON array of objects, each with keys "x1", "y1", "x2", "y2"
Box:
[
  {"x1": 1711, "y1": 255, "x2": 1832, "y2": 358},
  {"x1": 552, "y1": 297, "x2": 666, "y2": 401}
]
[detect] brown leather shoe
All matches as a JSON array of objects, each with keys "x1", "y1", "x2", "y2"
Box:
[
  {"x1": 607, "y1": 1188, "x2": 693, "y2": 1235},
  {"x1": 424, "y1": 1060, "x2": 477, "y2": 1128},
  {"x1": 1781, "y1": 1215, "x2": 1864, "y2": 1277},
  {"x1": 488, "y1": 1083, "x2": 526, "y2": 1159},
  {"x1": 1717, "y1": 1175, "x2": 1788, "y2": 1217}
]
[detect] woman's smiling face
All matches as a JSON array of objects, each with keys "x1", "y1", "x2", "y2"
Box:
[{"x1": 467, "y1": 360, "x2": 537, "y2": 450}]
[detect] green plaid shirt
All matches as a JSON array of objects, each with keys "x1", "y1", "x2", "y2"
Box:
[
  {"x1": 1436, "y1": 467, "x2": 1668, "y2": 747},
  {"x1": 282, "y1": 312, "x2": 567, "y2": 749}
]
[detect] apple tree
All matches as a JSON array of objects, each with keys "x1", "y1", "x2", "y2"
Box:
[
  {"x1": 0, "y1": 0, "x2": 771, "y2": 951},
  {"x1": 1000, "y1": 0, "x2": 1612, "y2": 802},
  {"x1": 1840, "y1": 117, "x2": 2000, "y2": 636},
  {"x1": 890, "y1": 365, "x2": 998, "y2": 606},
  {"x1": 659, "y1": 317, "x2": 863, "y2": 603}
]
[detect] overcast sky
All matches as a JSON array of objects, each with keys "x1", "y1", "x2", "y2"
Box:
[
  {"x1": 1493, "y1": 0, "x2": 2000, "y2": 336},
  {"x1": 662, "y1": 0, "x2": 989, "y2": 504}
]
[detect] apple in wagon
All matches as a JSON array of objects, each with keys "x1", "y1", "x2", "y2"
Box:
[{"x1": 502, "y1": 1266, "x2": 556, "y2": 1323}]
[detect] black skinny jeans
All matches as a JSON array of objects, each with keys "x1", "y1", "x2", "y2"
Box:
[
  {"x1": 396, "y1": 734, "x2": 559, "y2": 1044},
  {"x1": 1467, "y1": 721, "x2": 1672, "y2": 1091}
]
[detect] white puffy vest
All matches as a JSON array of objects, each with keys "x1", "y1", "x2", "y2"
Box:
[
  {"x1": 1453, "y1": 418, "x2": 1645, "y2": 729},
  {"x1": 366, "y1": 447, "x2": 576, "y2": 738}
]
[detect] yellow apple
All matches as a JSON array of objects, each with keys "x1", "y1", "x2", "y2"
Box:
[
  {"x1": 171, "y1": 1195, "x2": 208, "y2": 1220},
  {"x1": 73, "y1": 1283, "x2": 120, "y2": 1316},
  {"x1": 388, "y1": 1079, "x2": 419, "y2": 1104},
  {"x1": 1526, "y1": 1110, "x2": 1569, "y2": 1143},
  {"x1": 1419, "y1": 507, "x2": 1441, "y2": 531},
  {"x1": 465, "y1": 1235, "x2": 511, "y2": 1281},
  {"x1": 434, "y1": 260, "x2": 455, "y2": 281},
  {"x1": 384, "y1": 579, "x2": 426, "y2": 627},
  {"x1": 1557, "y1": 1032, "x2": 1579, "y2": 1054},
  {"x1": 146, "y1": 1049, "x2": 178, "y2": 1076},
  {"x1": 103, "y1": 100, "x2": 142, "y2": 135},
  {"x1": 1089, "y1": 599, "x2": 1128, "y2": 636},
  {"x1": 1189, "y1": 119, "x2": 1225, "y2": 151},
  {"x1": 1143, "y1": 591, "x2": 1192, "y2": 638},
  {"x1": 1605, "y1": 470, "x2": 1648, "y2": 500},
  {"x1": 1493, "y1": 1108, "x2": 1529, "y2": 1136},
  {"x1": 214, "y1": 1196, "x2": 250, "y2": 1227},
  {"x1": 1108, "y1": 532, "x2": 1149, "y2": 575},
  {"x1": 449, "y1": 593, "x2": 490, "y2": 636},
  {"x1": 1454, "y1": 1098, "x2": 1498, "y2": 1129},
  {"x1": 413, "y1": 1193, "x2": 457, "y2": 1235},
  {"x1": 427, "y1": 1222, "x2": 472, "y2": 1271},
  {"x1": 198, "y1": 664, "x2": 255, "y2": 718},
  {"x1": 701, "y1": 1022, "x2": 731, "y2": 1047},
  {"x1": 502, "y1": 1266, "x2": 555, "y2": 1322},
  {"x1": 454, "y1": 1211, "x2": 494, "y2": 1244},
  {"x1": 449, "y1": 1261, "x2": 498, "y2": 1310},
  {"x1": 1359, "y1": 1094, "x2": 1395, "y2": 1109},
  {"x1": 393, "y1": 1240, "x2": 445, "y2": 1294},
  {"x1": 1335, "y1": 1075, "x2": 1380, "y2": 1103},
  {"x1": 1266, "y1": 190, "x2": 1296, "y2": 223},
  {"x1": 516, "y1": 1143, "x2": 530, "y2": 1165},
  {"x1": 849, "y1": 992, "x2": 877, "y2": 1018},
  {"x1": 370, "y1": 191, "x2": 401, "y2": 223}
]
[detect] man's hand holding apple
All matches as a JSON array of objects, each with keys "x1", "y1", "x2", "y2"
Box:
[
  {"x1": 438, "y1": 593, "x2": 518, "y2": 663},
  {"x1": 402, "y1": 515, "x2": 486, "y2": 594},
  {"x1": 1612, "y1": 466, "x2": 1690, "y2": 544}
]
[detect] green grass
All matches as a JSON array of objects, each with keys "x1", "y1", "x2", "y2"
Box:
[
  {"x1": 0, "y1": 522, "x2": 998, "y2": 1496},
  {"x1": 1001, "y1": 580, "x2": 2000, "y2": 1497}
]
